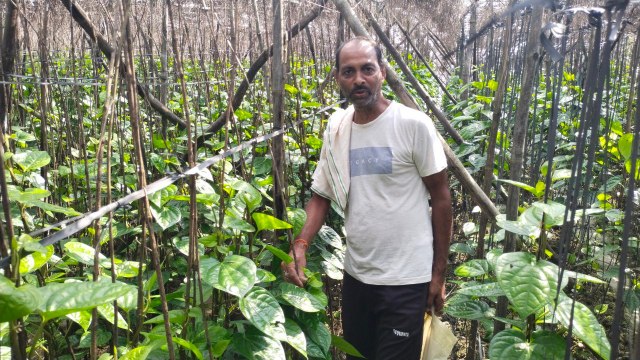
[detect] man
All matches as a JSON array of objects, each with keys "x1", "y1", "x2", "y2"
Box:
[{"x1": 282, "y1": 37, "x2": 452, "y2": 359}]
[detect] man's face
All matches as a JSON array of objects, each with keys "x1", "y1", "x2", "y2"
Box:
[{"x1": 334, "y1": 41, "x2": 386, "y2": 109}]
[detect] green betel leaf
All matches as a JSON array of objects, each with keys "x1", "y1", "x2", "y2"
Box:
[
  {"x1": 239, "y1": 287, "x2": 287, "y2": 341},
  {"x1": 7, "y1": 187, "x2": 50, "y2": 202},
  {"x1": 555, "y1": 295, "x2": 611, "y2": 360},
  {"x1": 496, "y1": 179, "x2": 537, "y2": 195},
  {"x1": 531, "y1": 201, "x2": 566, "y2": 228},
  {"x1": 495, "y1": 252, "x2": 559, "y2": 319},
  {"x1": 24, "y1": 200, "x2": 81, "y2": 216},
  {"x1": 224, "y1": 214, "x2": 256, "y2": 233},
  {"x1": 150, "y1": 205, "x2": 181, "y2": 230},
  {"x1": 19, "y1": 245, "x2": 54, "y2": 273},
  {"x1": 36, "y1": 281, "x2": 135, "y2": 321},
  {"x1": 229, "y1": 179, "x2": 262, "y2": 213},
  {"x1": 0, "y1": 276, "x2": 40, "y2": 323},
  {"x1": 231, "y1": 325, "x2": 286, "y2": 360},
  {"x1": 279, "y1": 282, "x2": 325, "y2": 312},
  {"x1": 64, "y1": 241, "x2": 112, "y2": 269},
  {"x1": 332, "y1": 334, "x2": 365, "y2": 358},
  {"x1": 454, "y1": 259, "x2": 490, "y2": 277},
  {"x1": 489, "y1": 329, "x2": 565, "y2": 360},
  {"x1": 283, "y1": 318, "x2": 307, "y2": 358},
  {"x1": 97, "y1": 303, "x2": 129, "y2": 330},
  {"x1": 215, "y1": 255, "x2": 257, "y2": 298},
  {"x1": 200, "y1": 257, "x2": 221, "y2": 287},
  {"x1": 301, "y1": 317, "x2": 332, "y2": 358},
  {"x1": 618, "y1": 133, "x2": 634, "y2": 160},
  {"x1": 66, "y1": 310, "x2": 92, "y2": 332},
  {"x1": 252, "y1": 213, "x2": 292, "y2": 233},
  {"x1": 444, "y1": 296, "x2": 495, "y2": 320},
  {"x1": 496, "y1": 215, "x2": 541, "y2": 238},
  {"x1": 172, "y1": 337, "x2": 203, "y2": 360},
  {"x1": 317, "y1": 225, "x2": 343, "y2": 249},
  {"x1": 456, "y1": 282, "x2": 505, "y2": 297},
  {"x1": 12, "y1": 150, "x2": 51, "y2": 172}
]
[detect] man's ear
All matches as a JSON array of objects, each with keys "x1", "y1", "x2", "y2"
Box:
[{"x1": 379, "y1": 63, "x2": 387, "y2": 79}]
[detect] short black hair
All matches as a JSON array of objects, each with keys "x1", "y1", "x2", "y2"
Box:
[{"x1": 334, "y1": 37, "x2": 383, "y2": 70}]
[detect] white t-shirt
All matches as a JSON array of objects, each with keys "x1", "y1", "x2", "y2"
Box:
[{"x1": 344, "y1": 101, "x2": 447, "y2": 285}]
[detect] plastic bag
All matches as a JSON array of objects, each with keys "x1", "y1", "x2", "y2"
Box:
[{"x1": 421, "y1": 313, "x2": 457, "y2": 360}]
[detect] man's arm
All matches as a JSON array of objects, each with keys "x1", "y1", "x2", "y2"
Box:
[
  {"x1": 281, "y1": 193, "x2": 331, "y2": 287},
  {"x1": 422, "y1": 169, "x2": 453, "y2": 314}
]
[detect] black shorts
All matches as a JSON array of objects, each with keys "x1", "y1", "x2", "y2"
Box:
[{"x1": 342, "y1": 272, "x2": 429, "y2": 360}]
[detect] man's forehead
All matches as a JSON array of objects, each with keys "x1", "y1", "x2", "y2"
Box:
[{"x1": 339, "y1": 42, "x2": 377, "y2": 64}]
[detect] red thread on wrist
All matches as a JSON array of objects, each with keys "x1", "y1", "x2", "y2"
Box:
[{"x1": 294, "y1": 238, "x2": 309, "y2": 250}]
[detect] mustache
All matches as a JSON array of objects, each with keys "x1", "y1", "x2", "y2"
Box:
[{"x1": 350, "y1": 86, "x2": 371, "y2": 95}]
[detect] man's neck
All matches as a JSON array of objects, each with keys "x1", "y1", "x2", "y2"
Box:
[{"x1": 352, "y1": 98, "x2": 391, "y2": 124}]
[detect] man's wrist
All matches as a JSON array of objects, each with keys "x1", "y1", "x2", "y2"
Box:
[{"x1": 293, "y1": 238, "x2": 309, "y2": 251}]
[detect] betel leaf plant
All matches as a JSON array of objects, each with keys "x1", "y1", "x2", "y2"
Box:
[{"x1": 447, "y1": 251, "x2": 610, "y2": 360}]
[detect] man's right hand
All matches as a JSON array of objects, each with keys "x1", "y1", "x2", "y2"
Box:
[{"x1": 281, "y1": 243, "x2": 308, "y2": 287}]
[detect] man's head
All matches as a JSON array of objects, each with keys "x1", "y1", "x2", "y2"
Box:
[{"x1": 334, "y1": 37, "x2": 387, "y2": 110}]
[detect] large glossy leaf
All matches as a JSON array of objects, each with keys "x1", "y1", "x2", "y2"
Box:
[
  {"x1": 19, "y1": 245, "x2": 54, "y2": 273},
  {"x1": 444, "y1": 296, "x2": 494, "y2": 320},
  {"x1": 618, "y1": 133, "x2": 634, "y2": 160},
  {"x1": 172, "y1": 337, "x2": 203, "y2": 360},
  {"x1": 150, "y1": 205, "x2": 181, "y2": 230},
  {"x1": 252, "y1": 213, "x2": 292, "y2": 233},
  {"x1": 12, "y1": 150, "x2": 51, "y2": 172},
  {"x1": 555, "y1": 295, "x2": 611, "y2": 360},
  {"x1": 36, "y1": 281, "x2": 135, "y2": 321},
  {"x1": 489, "y1": 329, "x2": 565, "y2": 360},
  {"x1": 279, "y1": 283, "x2": 325, "y2": 312},
  {"x1": 64, "y1": 241, "x2": 112, "y2": 268},
  {"x1": 224, "y1": 214, "x2": 256, "y2": 233},
  {"x1": 531, "y1": 201, "x2": 566, "y2": 228},
  {"x1": 454, "y1": 259, "x2": 489, "y2": 277},
  {"x1": 296, "y1": 312, "x2": 331, "y2": 358},
  {"x1": 200, "y1": 257, "x2": 221, "y2": 286},
  {"x1": 496, "y1": 215, "x2": 541, "y2": 238},
  {"x1": 0, "y1": 276, "x2": 40, "y2": 322},
  {"x1": 239, "y1": 287, "x2": 286, "y2": 341},
  {"x1": 7, "y1": 187, "x2": 49, "y2": 202},
  {"x1": 207, "y1": 255, "x2": 257, "y2": 298},
  {"x1": 283, "y1": 318, "x2": 307, "y2": 357},
  {"x1": 229, "y1": 179, "x2": 262, "y2": 213},
  {"x1": 317, "y1": 225, "x2": 343, "y2": 248},
  {"x1": 495, "y1": 252, "x2": 560, "y2": 319},
  {"x1": 456, "y1": 282, "x2": 505, "y2": 297},
  {"x1": 231, "y1": 326, "x2": 285, "y2": 360}
]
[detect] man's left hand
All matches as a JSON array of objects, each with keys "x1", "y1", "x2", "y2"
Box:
[{"x1": 426, "y1": 280, "x2": 446, "y2": 315}]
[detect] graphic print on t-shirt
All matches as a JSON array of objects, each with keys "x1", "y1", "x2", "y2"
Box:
[{"x1": 350, "y1": 147, "x2": 393, "y2": 177}]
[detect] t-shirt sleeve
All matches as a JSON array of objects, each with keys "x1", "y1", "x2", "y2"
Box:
[{"x1": 412, "y1": 116, "x2": 447, "y2": 177}]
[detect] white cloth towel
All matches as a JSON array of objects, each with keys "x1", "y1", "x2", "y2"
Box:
[{"x1": 311, "y1": 106, "x2": 354, "y2": 213}]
